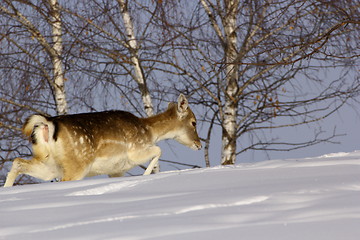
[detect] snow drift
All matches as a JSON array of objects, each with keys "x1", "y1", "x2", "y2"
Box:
[{"x1": 1, "y1": 151, "x2": 360, "y2": 239}]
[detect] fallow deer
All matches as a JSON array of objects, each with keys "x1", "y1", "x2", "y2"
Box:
[{"x1": 4, "y1": 94, "x2": 202, "y2": 187}]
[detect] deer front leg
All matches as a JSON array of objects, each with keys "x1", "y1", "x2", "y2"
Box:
[
  {"x1": 127, "y1": 145, "x2": 161, "y2": 176},
  {"x1": 143, "y1": 155, "x2": 160, "y2": 175}
]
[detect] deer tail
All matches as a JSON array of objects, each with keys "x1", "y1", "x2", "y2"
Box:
[{"x1": 23, "y1": 114, "x2": 51, "y2": 137}]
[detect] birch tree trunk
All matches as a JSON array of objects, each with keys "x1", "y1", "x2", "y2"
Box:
[
  {"x1": 49, "y1": 0, "x2": 67, "y2": 115},
  {"x1": 118, "y1": 0, "x2": 158, "y2": 172},
  {"x1": 118, "y1": 0, "x2": 154, "y2": 117},
  {"x1": 221, "y1": 0, "x2": 239, "y2": 165},
  {"x1": 201, "y1": 0, "x2": 239, "y2": 165}
]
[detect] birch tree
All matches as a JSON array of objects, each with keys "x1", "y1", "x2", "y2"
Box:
[
  {"x1": 157, "y1": 0, "x2": 360, "y2": 165},
  {"x1": 49, "y1": 0, "x2": 67, "y2": 115},
  {"x1": 63, "y1": 0, "x2": 160, "y2": 113},
  {"x1": 206, "y1": 0, "x2": 359, "y2": 164},
  {"x1": 0, "y1": 0, "x2": 68, "y2": 115},
  {"x1": 211, "y1": 0, "x2": 239, "y2": 165}
]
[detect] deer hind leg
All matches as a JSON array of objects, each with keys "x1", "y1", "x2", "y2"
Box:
[
  {"x1": 3, "y1": 158, "x2": 24, "y2": 187},
  {"x1": 108, "y1": 172, "x2": 125, "y2": 178},
  {"x1": 4, "y1": 157, "x2": 58, "y2": 187},
  {"x1": 60, "y1": 159, "x2": 91, "y2": 182},
  {"x1": 61, "y1": 170, "x2": 87, "y2": 182},
  {"x1": 61, "y1": 172, "x2": 87, "y2": 182}
]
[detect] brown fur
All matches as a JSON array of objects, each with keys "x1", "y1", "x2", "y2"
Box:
[{"x1": 4, "y1": 94, "x2": 201, "y2": 187}]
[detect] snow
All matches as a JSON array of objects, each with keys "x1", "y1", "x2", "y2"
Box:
[{"x1": 1, "y1": 151, "x2": 360, "y2": 240}]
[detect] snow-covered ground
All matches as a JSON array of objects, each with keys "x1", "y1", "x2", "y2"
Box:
[{"x1": 1, "y1": 151, "x2": 360, "y2": 240}]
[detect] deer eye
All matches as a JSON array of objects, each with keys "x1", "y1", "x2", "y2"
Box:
[{"x1": 192, "y1": 121, "x2": 196, "y2": 127}]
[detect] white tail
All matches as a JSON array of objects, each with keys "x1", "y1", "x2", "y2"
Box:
[{"x1": 4, "y1": 94, "x2": 202, "y2": 187}]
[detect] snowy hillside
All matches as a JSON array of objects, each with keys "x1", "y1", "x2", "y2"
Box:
[{"x1": 1, "y1": 151, "x2": 360, "y2": 240}]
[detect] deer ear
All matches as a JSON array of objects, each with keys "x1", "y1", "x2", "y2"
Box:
[{"x1": 177, "y1": 94, "x2": 188, "y2": 114}]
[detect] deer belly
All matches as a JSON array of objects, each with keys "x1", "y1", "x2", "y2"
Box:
[{"x1": 88, "y1": 154, "x2": 134, "y2": 176}]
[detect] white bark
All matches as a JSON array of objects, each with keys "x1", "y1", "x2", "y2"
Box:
[
  {"x1": 199, "y1": 0, "x2": 239, "y2": 165},
  {"x1": 118, "y1": 0, "x2": 154, "y2": 117},
  {"x1": 49, "y1": 0, "x2": 67, "y2": 115},
  {"x1": 222, "y1": 0, "x2": 239, "y2": 165}
]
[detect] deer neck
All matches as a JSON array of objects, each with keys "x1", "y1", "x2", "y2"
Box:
[{"x1": 143, "y1": 106, "x2": 179, "y2": 143}]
